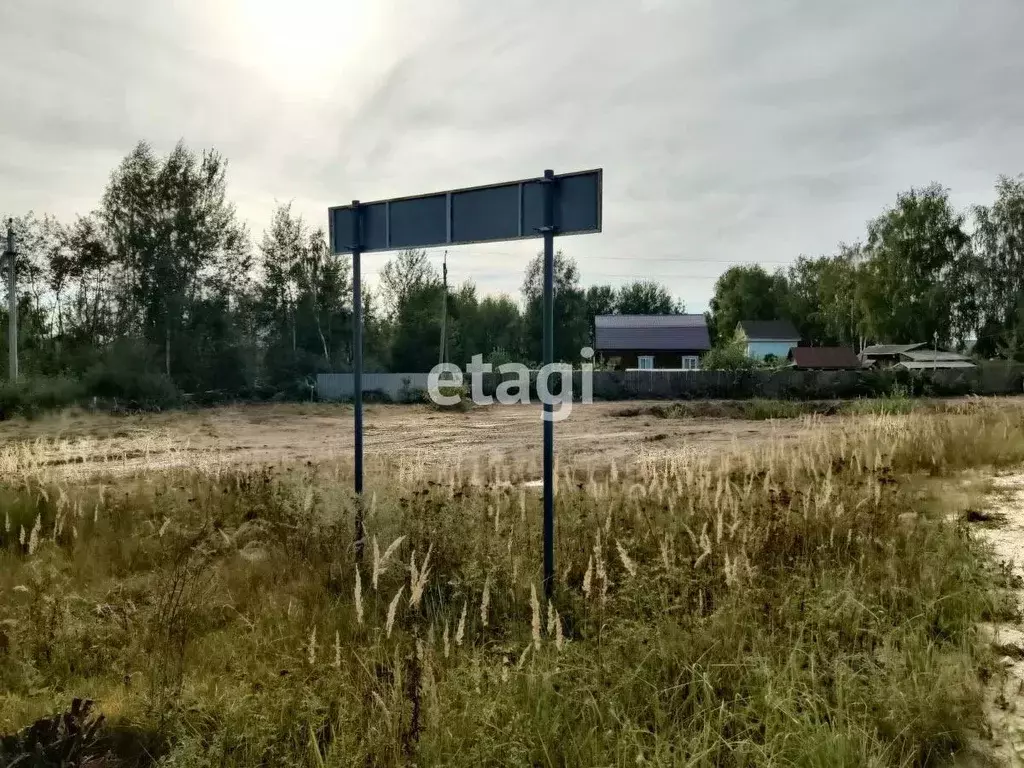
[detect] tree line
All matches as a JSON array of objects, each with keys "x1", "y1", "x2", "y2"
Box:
[
  {"x1": 0, "y1": 141, "x2": 682, "y2": 398},
  {"x1": 711, "y1": 178, "x2": 1024, "y2": 359},
  {"x1": 3, "y1": 140, "x2": 1023, "y2": 401}
]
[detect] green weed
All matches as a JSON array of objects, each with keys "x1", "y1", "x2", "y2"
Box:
[{"x1": 1, "y1": 406, "x2": 1022, "y2": 765}]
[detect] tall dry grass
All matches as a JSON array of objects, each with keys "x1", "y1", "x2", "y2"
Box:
[{"x1": 1, "y1": 403, "x2": 1022, "y2": 765}]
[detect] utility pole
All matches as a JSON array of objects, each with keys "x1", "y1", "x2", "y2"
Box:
[
  {"x1": 5, "y1": 219, "x2": 16, "y2": 381},
  {"x1": 439, "y1": 251, "x2": 448, "y2": 368}
]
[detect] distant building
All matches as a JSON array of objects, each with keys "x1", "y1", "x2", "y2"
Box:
[
  {"x1": 594, "y1": 314, "x2": 711, "y2": 371},
  {"x1": 860, "y1": 344, "x2": 976, "y2": 370},
  {"x1": 893, "y1": 349, "x2": 976, "y2": 370},
  {"x1": 787, "y1": 346, "x2": 861, "y2": 370},
  {"x1": 859, "y1": 343, "x2": 927, "y2": 368},
  {"x1": 735, "y1": 320, "x2": 801, "y2": 361}
]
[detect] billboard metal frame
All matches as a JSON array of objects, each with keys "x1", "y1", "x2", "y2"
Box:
[
  {"x1": 330, "y1": 167, "x2": 602, "y2": 598},
  {"x1": 329, "y1": 168, "x2": 601, "y2": 253}
]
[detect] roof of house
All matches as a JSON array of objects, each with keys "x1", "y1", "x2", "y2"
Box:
[
  {"x1": 895, "y1": 360, "x2": 977, "y2": 370},
  {"x1": 788, "y1": 346, "x2": 861, "y2": 370},
  {"x1": 900, "y1": 349, "x2": 972, "y2": 362},
  {"x1": 595, "y1": 314, "x2": 711, "y2": 351},
  {"x1": 860, "y1": 343, "x2": 927, "y2": 356},
  {"x1": 736, "y1": 320, "x2": 800, "y2": 341}
]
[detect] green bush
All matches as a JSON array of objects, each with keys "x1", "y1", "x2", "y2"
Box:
[
  {"x1": 740, "y1": 397, "x2": 808, "y2": 419},
  {"x1": 700, "y1": 340, "x2": 761, "y2": 371},
  {"x1": 842, "y1": 382, "x2": 918, "y2": 416},
  {"x1": 82, "y1": 363, "x2": 180, "y2": 407},
  {"x1": 0, "y1": 376, "x2": 85, "y2": 419},
  {"x1": 396, "y1": 377, "x2": 426, "y2": 404},
  {"x1": 423, "y1": 383, "x2": 472, "y2": 411}
]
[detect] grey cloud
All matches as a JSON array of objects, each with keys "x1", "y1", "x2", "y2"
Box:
[{"x1": 1, "y1": 0, "x2": 1023, "y2": 310}]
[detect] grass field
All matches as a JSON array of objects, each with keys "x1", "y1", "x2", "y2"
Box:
[{"x1": 1, "y1": 400, "x2": 1023, "y2": 765}]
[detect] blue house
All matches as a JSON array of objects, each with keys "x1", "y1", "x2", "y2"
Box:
[{"x1": 735, "y1": 320, "x2": 801, "y2": 361}]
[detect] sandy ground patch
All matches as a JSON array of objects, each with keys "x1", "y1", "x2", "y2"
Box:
[
  {"x1": 977, "y1": 474, "x2": 1024, "y2": 766},
  {"x1": 0, "y1": 402, "x2": 810, "y2": 478}
]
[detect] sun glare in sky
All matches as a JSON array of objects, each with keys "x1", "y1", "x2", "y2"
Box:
[{"x1": 224, "y1": 0, "x2": 377, "y2": 93}]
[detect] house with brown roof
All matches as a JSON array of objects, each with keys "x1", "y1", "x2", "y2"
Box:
[{"x1": 787, "y1": 346, "x2": 861, "y2": 370}]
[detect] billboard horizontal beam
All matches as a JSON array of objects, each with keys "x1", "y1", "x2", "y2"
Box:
[{"x1": 329, "y1": 168, "x2": 602, "y2": 254}]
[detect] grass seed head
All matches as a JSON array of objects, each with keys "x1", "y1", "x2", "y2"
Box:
[
  {"x1": 480, "y1": 573, "x2": 492, "y2": 628},
  {"x1": 374, "y1": 534, "x2": 406, "y2": 591},
  {"x1": 28, "y1": 514, "x2": 41, "y2": 555},
  {"x1": 455, "y1": 601, "x2": 467, "y2": 647},
  {"x1": 517, "y1": 643, "x2": 531, "y2": 670},
  {"x1": 385, "y1": 586, "x2": 404, "y2": 638},
  {"x1": 354, "y1": 565, "x2": 364, "y2": 625},
  {"x1": 409, "y1": 544, "x2": 433, "y2": 609},
  {"x1": 530, "y1": 585, "x2": 542, "y2": 650},
  {"x1": 616, "y1": 540, "x2": 637, "y2": 578}
]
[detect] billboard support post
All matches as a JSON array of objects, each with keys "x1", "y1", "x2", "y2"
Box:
[
  {"x1": 329, "y1": 168, "x2": 602, "y2": 593},
  {"x1": 350, "y1": 200, "x2": 365, "y2": 563},
  {"x1": 541, "y1": 170, "x2": 556, "y2": 599}
]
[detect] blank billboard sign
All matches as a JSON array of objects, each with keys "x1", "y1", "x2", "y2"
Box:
[{"x1": 329, "y1": 168, "x2": 602, "y2": 254}]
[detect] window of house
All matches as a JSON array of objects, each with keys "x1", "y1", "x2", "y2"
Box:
[
  {"x1": 638, "y1": 355, "x2": 655, "y2": 370},
  {"x1": 681, "y1": 355, "x2": 699, "y2": 371}
]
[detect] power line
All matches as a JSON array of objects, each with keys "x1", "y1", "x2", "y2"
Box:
[
  {"x1": 587, "y1": 256, "x2": 797, "y2": 265},
  {"x1": 363, "y1": 269, "x2": 730, "y2": 282},
  {"x1": 359, "y1": 247, "x2": 797, "y2": 292},
  {"x1": 422, "y1": 248, "x2": 797, "y2": 265}
]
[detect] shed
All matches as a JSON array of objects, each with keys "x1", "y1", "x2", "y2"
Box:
[
  {"x1": 899, "y1": 349, "x2": 973, "y2": 364},
  {"x1": 859, "y1": 343, "x2": 926, "y2": 368},
  {"x1": 787, "y1": 346, "x2": 861, "y2": 370},
  {"x1": 894, "y1": 360, "x2": 976, "y2": 371}
]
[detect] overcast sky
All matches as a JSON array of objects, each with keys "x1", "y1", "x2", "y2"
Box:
[{"x1": 2, "y1": 0, "x2": 1023, "y2": 312}]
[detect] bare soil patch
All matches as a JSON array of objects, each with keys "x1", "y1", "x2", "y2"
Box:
[
  {"x1": 975, "y1": 474, "x2": 1024, "y2": 765},
  {"x1": 0, "y1": 402, "x2": 809, "y2": 477}
]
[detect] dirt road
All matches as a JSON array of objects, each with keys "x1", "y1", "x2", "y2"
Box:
[
  {"x1": 0, "y1": 401, "x2": 809, "y2": 477},
  {"x1": 978, "y1": 475, "x2": 1024, "y2": 766}
]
